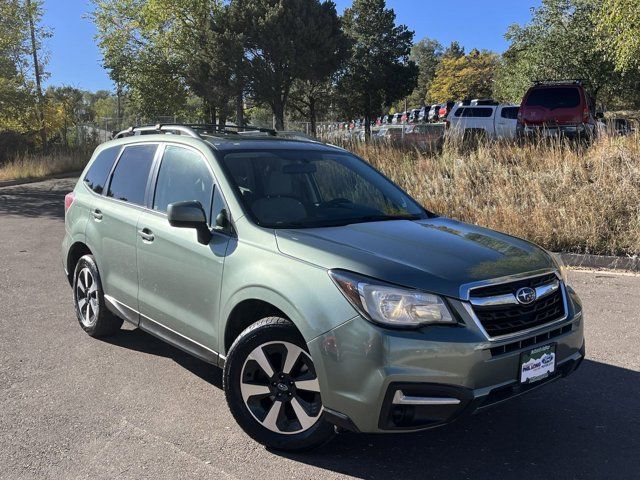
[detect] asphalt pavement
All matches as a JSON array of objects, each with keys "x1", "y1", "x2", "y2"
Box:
[{"x1": 1, "y1": 178, "x2": 638, "y2": 480}]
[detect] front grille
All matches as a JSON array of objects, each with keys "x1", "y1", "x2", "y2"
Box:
[{"x1": 471, "y1": 274, "x2": 566, "y2": 337}]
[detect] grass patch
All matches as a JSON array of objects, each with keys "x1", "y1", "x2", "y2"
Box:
[
  {"x1": 332, "y1": 135, "x2": 640, "y2": 257},
  {"x1": 0, "y1": 149, "x2": 91, "y2": 183}
]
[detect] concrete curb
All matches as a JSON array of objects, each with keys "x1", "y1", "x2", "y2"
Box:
[
  {"x1": 559, "y1": 252, "x2": 639, "y2": 272},
  {"x1": 0, "y1": 170, "x2": 82, "y2": 189}
]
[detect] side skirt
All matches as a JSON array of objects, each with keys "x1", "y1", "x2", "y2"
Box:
[{"x1": 104, "y1": 294, "x2": 224, "y2": 367}]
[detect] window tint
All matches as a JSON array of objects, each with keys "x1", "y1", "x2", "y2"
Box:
[
  {"x1": 524, "y1": 87, "x2": 581, "y2": 109},
  {"x1": 107, "y1": 144, "x2": 157, "y2": 206},
  {"x1": 153, "y1": 146, "x2": 214, "y2": 223},
  {"x1": 221, "y1": 150, "x2": 425, "y2": 228},
  {"x1": 454, "y1": 107, "x2": 494, "y2": 118},
  {"x1": 501, "y1": 107, "x2": 519, "y2": 119},
  {"x1": 84, "y1": 146, "x2": 120, "y2": 194}
]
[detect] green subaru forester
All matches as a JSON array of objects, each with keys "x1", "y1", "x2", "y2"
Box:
[{"x1": 62, "y1": 124, "x2": 585, "y2": 451}]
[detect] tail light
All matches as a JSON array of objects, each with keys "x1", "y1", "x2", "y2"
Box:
[
  {"x1": 64, "y1": 192, "x2": 75, "y2": 213},
  {"x1": 582, "y1": 106, "x2": 589, "y2": 124}
]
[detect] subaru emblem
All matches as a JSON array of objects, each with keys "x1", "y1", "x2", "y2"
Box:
[{"x1": 516, "y1": 287, "x2": 537, "y2": 305}]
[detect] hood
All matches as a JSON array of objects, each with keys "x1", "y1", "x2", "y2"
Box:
[{"x1": 275, "y1": 217, "x2": 555, "y2": 299}]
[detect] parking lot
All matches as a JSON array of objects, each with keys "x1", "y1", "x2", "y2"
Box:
[{"x1": 1, "y1": 177, "x2": 639, "y2": 480}]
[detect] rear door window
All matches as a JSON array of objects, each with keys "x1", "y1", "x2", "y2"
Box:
[
  {"x1": 107, "y1": 144, "x2": 157, "y2": 206},
  {"x1": 84, "y1": 146, "x2": 121, "y2": 194},
  {"x1": 524, "y1": 88, "x2": 581, "y2": 109},
  {"x1": 501, "y1": 107, "x2": 519, "y2": 119}
]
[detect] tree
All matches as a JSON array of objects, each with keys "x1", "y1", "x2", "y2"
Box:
[
  {"x1": 406, "y1": 37, "x2": 442, "y2": 106},
  {"x1": 230, "y1": 0, "x2": 347, "y2": 130},
  {"x1": 493, "y1": 0, "x2": 625, "y2": 106},
  {"x1": 92, "y1": 0, "x2": 190, "y2": 120},
  {"x1": 338, "y1": 0, "x2": 418, "y2": 140},
  {"x1": 443, "y1": 41, "x2": 465, "y2": 59},
  {"x1": 597, "y1": 0, "x2": 640, "y2": 72},
  {"x1": 25, "y1": 0, "x2": 47, "y2": 149},
  {"x1": 428, "y1": 48, "x2": 498, "y2": 103}
]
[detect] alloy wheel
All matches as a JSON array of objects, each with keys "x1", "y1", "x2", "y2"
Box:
[
  {"x1": 76, "y1": 267, "x2": 98, "y2": 327},
  {"x1": 240, "y1": 341, "x2": 322, "y2": 435}
]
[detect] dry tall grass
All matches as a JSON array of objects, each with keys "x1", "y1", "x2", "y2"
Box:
[
  {"x1": 0, "y1": 149, "x2": 90, "y2": 183},
  {"x1": 339, "y1": 136, "x2": 640, "y2": 256}
]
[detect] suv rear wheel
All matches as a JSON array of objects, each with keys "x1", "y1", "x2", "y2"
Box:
[
  {"x1": 73, "y1": 254, "x2": 123, "y2": 337},
  {"x1": 223, "y1": 317, "x2": 334, "y2": 451}
]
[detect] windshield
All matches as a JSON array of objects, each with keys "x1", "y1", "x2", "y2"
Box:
[{"x1": 221, "y1": 149, "x2": 428, "y2": 228}]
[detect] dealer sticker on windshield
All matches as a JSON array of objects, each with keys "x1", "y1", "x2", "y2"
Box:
[{"x1": 520, "y1": 344, "x2": 556, "y2": 384}]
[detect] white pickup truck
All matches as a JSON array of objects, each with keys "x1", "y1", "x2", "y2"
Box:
[{"x1": 446, "y1": 103, "x2": 519, "y2": 141}]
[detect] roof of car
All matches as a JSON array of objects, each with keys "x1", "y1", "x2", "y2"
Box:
[{"x1": 202, "y1": 135, "x2": 342, "y2": 154}]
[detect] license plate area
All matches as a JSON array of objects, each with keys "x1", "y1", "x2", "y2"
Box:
[{"x1": 519, "y1": 344, "x2": 556, "y2": 384}]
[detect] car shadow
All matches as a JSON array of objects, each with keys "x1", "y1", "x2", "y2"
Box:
[
  {"x1": 100, "y1": 327, "x2": 223, "y2": 389},
  {"x1": 0, "y1": 179, "x2": 76, "y2": 219},
  {"x1": 100, "y1": 326, "x2": 639, "y2": 479}
]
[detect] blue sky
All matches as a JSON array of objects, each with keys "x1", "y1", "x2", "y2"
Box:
[{"x1": 42, "y1": 0, "x2": 541, "y2": 92}]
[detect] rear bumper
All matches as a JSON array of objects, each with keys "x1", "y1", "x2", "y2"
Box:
[
  {"x1": 517, "y1": 124, "x2": 593, "y2": 139},
  {"x1": 309, "y1": 288, "x2": 585, "y2": 433}
]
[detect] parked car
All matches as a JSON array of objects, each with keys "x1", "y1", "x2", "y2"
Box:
[
  {"x1": 517, "y1": 81, "x2": 598, "y2": 140},
  {"x1": 608, "y1": 117, "x2": 634, "y2": 136},
  {"x1": 438, "y1": 101, "x2": 455, "y2": 121},
  {"x1": 375, "y1": 125, "x2": 405, "y2": 142},
  {"x1": 418, "y1": 106, "x2": 427, "y2": 123},
  {"x1": 427, "y1": 104, "x2": 441, "y2": 122},
  {"x1": 409, "y1": 108, "x2": 421, "y2": 123},
  {"x1": 63, "y1": 124, "x2": 584, "y2": 451},
  {"x1": 391, "y1": 113, "x2": 403, "y2": 124},
  {"x1": 447, "y1": 104, "x2": 520, "y2": 141},
  {"x1": 404, "y1": 123, "x2": 445, "y2": 150}
]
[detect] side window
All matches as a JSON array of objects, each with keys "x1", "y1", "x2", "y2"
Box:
[
  {"x1": 501, "y1": 107, "x2": 519, "y2": 119},
  {"x1": 107, "y1": 144, "x2": 157, "y2": 206},
  {"x1": 153, "y1": 146, "x2": 214, "y2": 224},
  {"x1": 84, "y1": 146, "x2": 120, "y2": 194}
]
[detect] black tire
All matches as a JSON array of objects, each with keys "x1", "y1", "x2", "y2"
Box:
[
  {"x1": 224, "y1": 317, "x2": 335, "y2": 451},
  {"x1": 72, "y1": 254, "x2": 123, "y2": 337}
]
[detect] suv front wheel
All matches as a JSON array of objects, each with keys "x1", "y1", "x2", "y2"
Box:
[{"x1": 223, "y1": 317, "x2": 334, "y2": 451}]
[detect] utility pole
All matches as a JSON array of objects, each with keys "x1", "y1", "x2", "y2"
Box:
[{"x1": 25, "y1": 0, "x2": 47, "y2": 151}]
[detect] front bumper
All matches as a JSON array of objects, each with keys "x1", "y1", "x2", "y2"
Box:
[{"x1": 309, "y1": 287, "x2": 585, "y2": 433}]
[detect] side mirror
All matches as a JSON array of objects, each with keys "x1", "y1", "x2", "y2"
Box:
[
  {"x1": 167, "y1": 200, "x2": 212, "y2": 245},
  {"x1": 215, "y1": 208, "x2": 231, "y2": 232}
]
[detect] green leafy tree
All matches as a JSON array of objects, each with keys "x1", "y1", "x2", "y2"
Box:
[
  {"x1": 338, "y1": 0, "x2": 418, "y2": 140},
  {"x1": 493, "y1": 0, "x2": 625, "y2": 105},
  {"x1": 597, "y1": 0, "x2": 640, "y2": 72},
  {"x1": 406, "y1": 37, "x2": 443, "y2": 107},
  {"x1": 443, "y1": 41, "x2": 465, "y2": 59},
  {"x1": 428, "y1": 48, "x2": 498, "y2": 103},
  {"x1": 230, "y1": 0, "x2": 347, "y2": 130}
]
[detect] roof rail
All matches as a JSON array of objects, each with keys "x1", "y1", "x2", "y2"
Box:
[
  {"x1": 114, "y1": 124, "x2": 202, "y2": 139},
  {"x1": 532, "y1": 79, "x2": 587, "y2": 85},
  {"x1": 186, "y1": 124, "x2": 278, "y2": 136}
]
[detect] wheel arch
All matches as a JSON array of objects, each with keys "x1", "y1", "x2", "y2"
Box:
[
  {"x1": 222, "y1": 289, "x2": 306, "y2": 355},
  {"x1": 66, "y1": 241, "x2": 93, "y2": 285}
]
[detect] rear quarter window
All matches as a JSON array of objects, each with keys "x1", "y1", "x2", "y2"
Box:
[{"x1": 83, "y1": 146, "x2": 121, "y2": 194}]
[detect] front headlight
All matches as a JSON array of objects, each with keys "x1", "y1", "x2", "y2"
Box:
[{"x1": 329, "y1": 269, "x2": 455, "y2": 328}]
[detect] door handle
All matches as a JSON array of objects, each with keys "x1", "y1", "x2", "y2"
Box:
[
  {"x1": 138, "y1": 228, "x2": 155, "y2": 242},
  {"x1": 92, "y1": 209, "x2": 103, "y2": 221}
]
